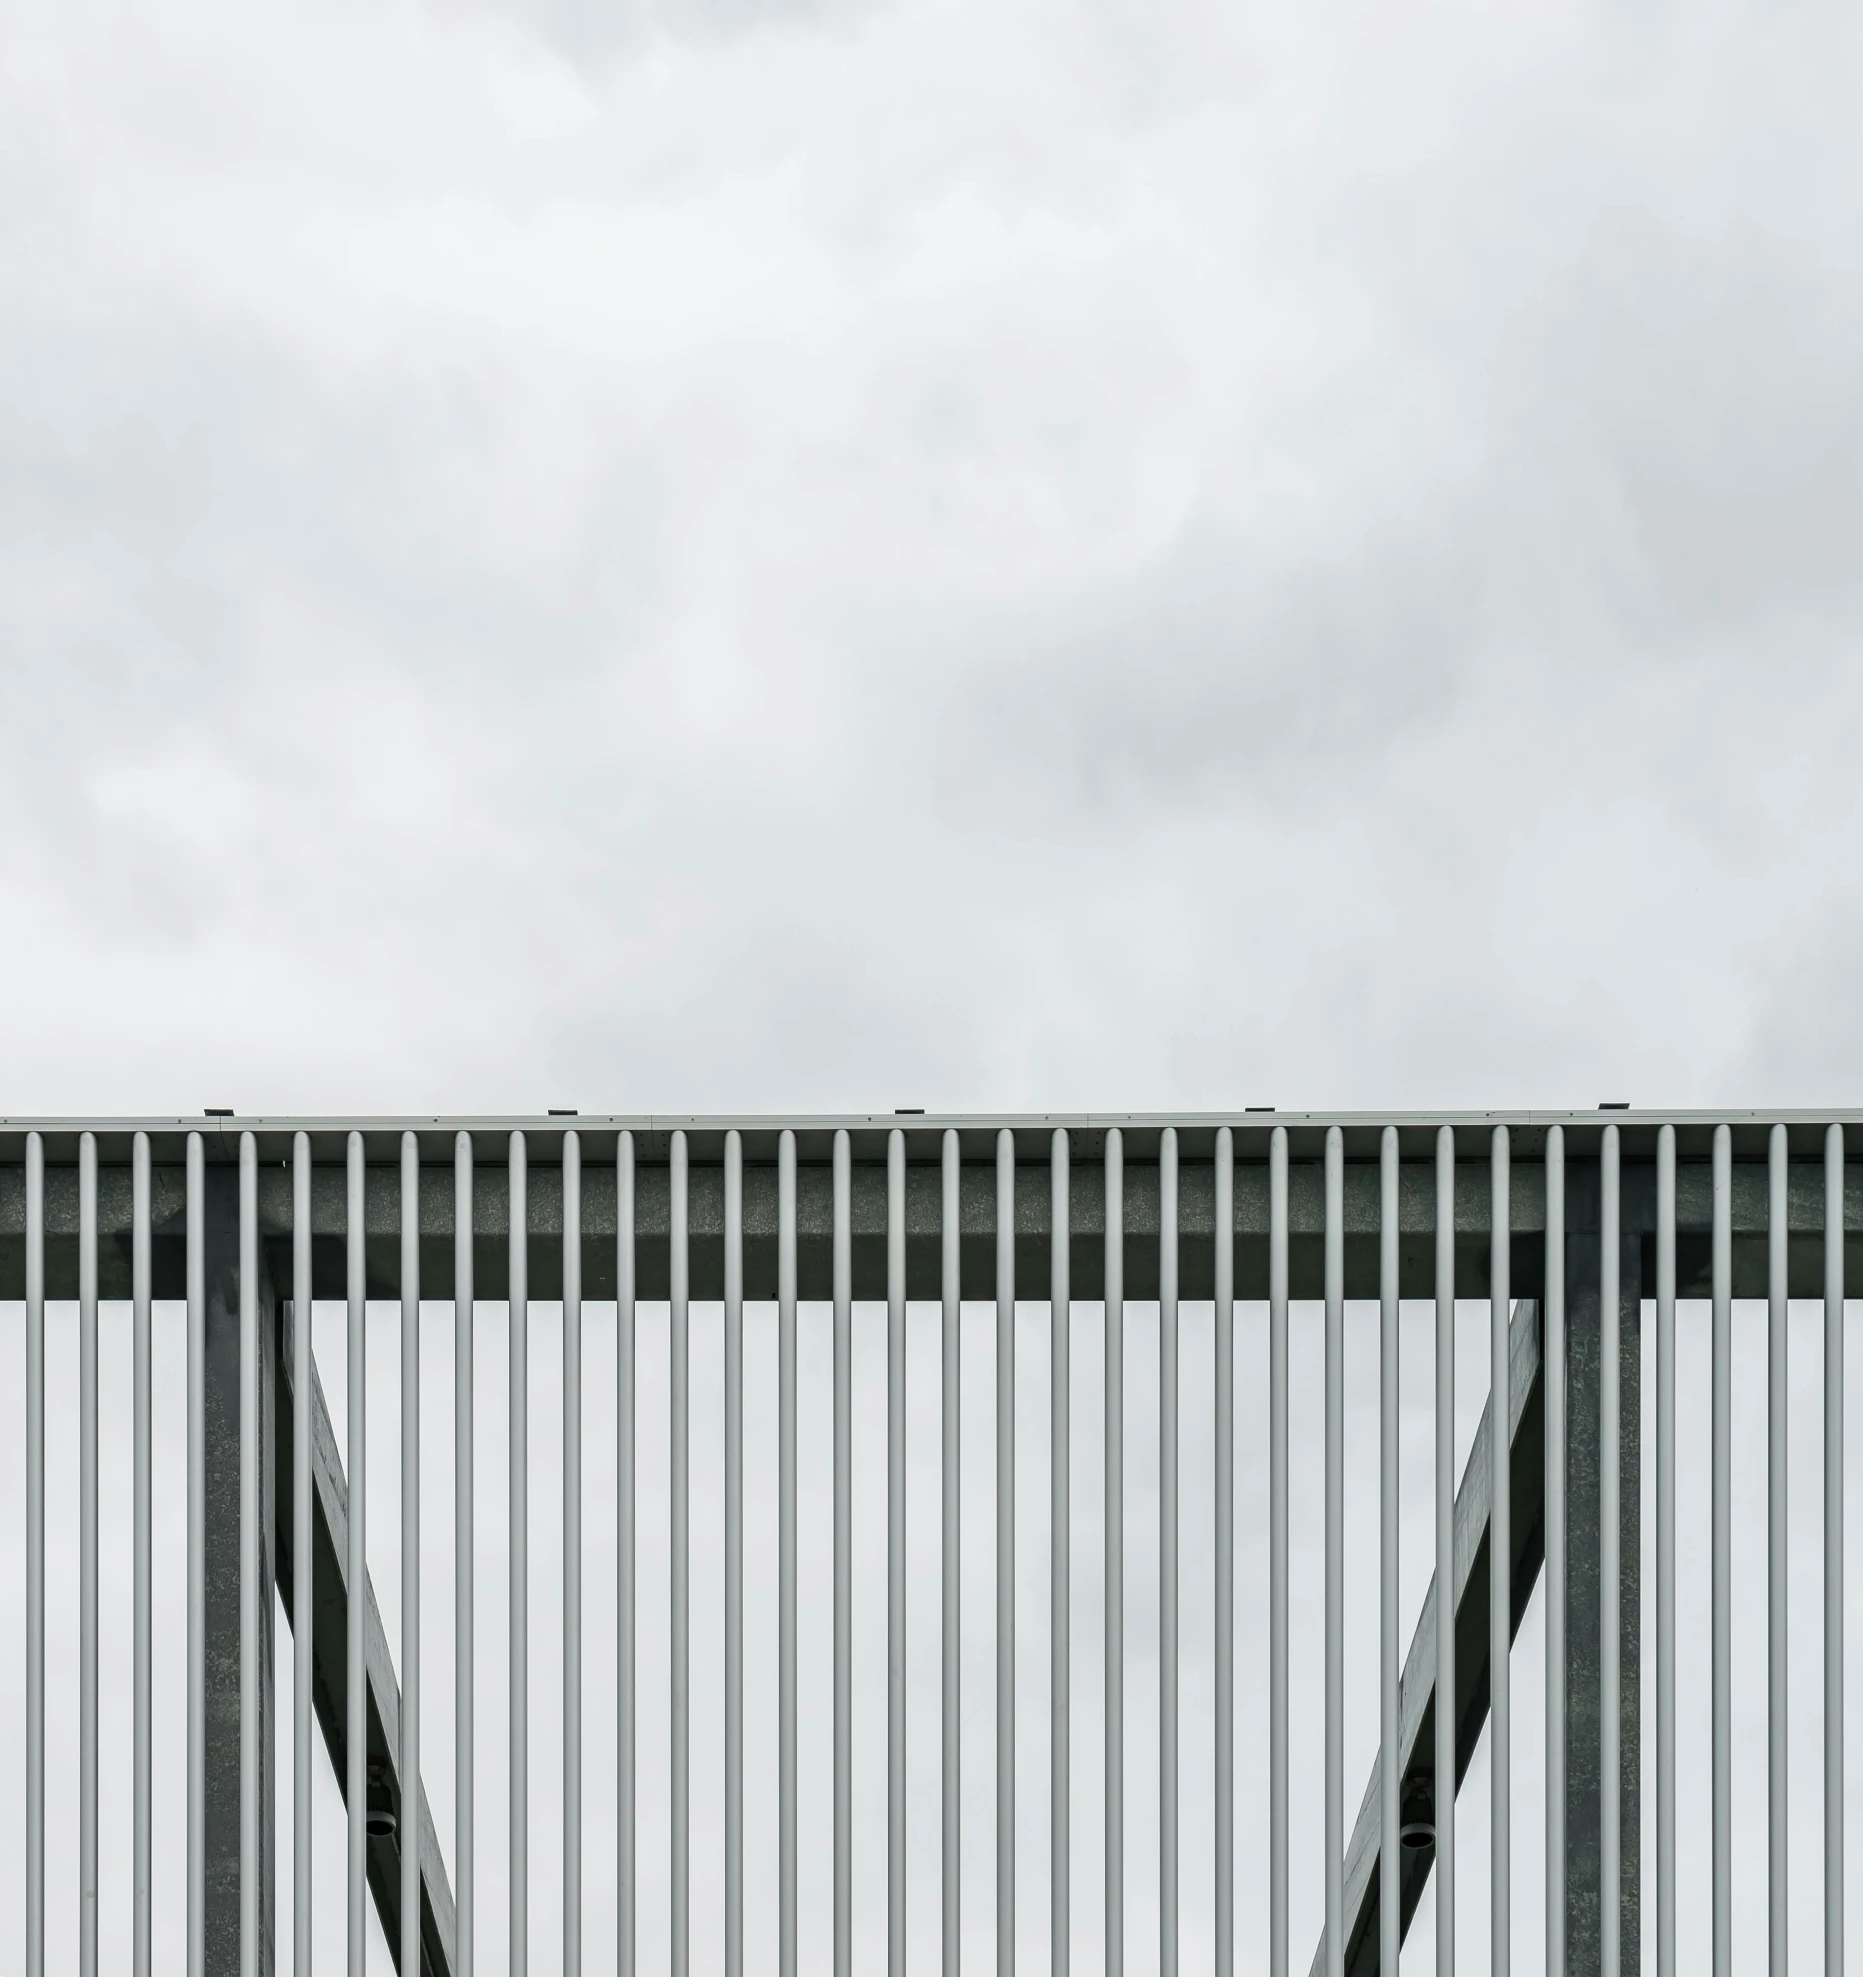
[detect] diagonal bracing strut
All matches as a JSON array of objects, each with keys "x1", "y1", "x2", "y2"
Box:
[
  {"x1": 277, "y1": 1300, "x2": 457, "y2": 1977},
  {"x1": 1307, "y1": 1299, "x2": 1546, "y2": 1977}
]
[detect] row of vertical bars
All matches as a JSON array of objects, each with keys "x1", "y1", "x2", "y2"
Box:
[
  {"x1": 1643, "y1": 1122, "x2": 1845, "y2": 1977},
  {"x1": 9, "y1": 1122, "x2": 1855, "y2": 1975}
]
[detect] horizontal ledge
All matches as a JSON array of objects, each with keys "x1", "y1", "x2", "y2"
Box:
[{"x1": 0, "y1": 1112, "x2": 1858, "y2": 1166}]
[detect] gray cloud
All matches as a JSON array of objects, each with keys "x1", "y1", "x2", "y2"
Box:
[
  {"x1": 2, "y1": 0, "x2": 1862, "y2": 1122},
  {"x1": 8, "y1": 9, "x2": 1863, "y2": 1965}
]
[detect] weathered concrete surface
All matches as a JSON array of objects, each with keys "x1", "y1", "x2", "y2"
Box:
[
  {"x1": 1564, "y1": 1157, "x2": 1645, "y2": 1977},
  {"x1": 201, "y1": 1166, "x2": 275, "y2": 1977},
  {"x1": 7, "y1": 1144, "x2": 1862, "y2": 1301},
  {"x1": 275, "y1": 1300, "x2": 456, "y2": 1977},
  {"x1": 1309, "y1": 1298, "x2": 1547, "y2": 1977}
]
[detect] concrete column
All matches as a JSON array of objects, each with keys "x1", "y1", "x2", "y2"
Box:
[
  {"x1": 202, "y1": 1161, "x2": 276, "y2": 1977},
  {"x1": 1563, "y1": 1156, "x2": 1645, "y2": 1975}
]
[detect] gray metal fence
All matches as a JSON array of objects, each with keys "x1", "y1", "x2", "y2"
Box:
[{"x1": 4, "y1": 1112, "x2": 1853, "y2": 1975}]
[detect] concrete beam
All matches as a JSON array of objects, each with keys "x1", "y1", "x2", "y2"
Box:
[
  {"x1": 1306, "y1": 1296, "x2": 1546, "y2": 1977},
  {"x1": 201, "y1": 1165, "x2": 276, "y2": 1977},
  {"x1": 276, "y1": 1300, "x2": 456, "y2": 1977},
  {"x1": 1308, "y1": 1153, "x2": 1649, "y2": 1977},
  {"x1": 1564, "y1": 1159, "x2": 1644, "y2": 1975},
  {"x1": 7, "y1": 1151, "x2": 1863, "y2": 1302}
]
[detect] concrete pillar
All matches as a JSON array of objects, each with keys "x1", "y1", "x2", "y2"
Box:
[
  {"x1": 1563, "y1": 1155, "x2": 1645, "y2": 1975},
  {"x1": 202, "y1": 1161, "x2": 276, "y2": 1977}
]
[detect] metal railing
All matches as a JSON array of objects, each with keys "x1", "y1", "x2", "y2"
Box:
[{"x1": 3, "y1": 1111, "x2": 1855, "y2": 1976}]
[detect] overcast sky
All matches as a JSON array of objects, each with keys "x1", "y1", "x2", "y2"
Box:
[
  {"x1": 6, "y1": 0, "x2": 1863, "y2": 1115},
  {"x1": 6, "y1": 2, "x2": 1863, "y2": 1974}
]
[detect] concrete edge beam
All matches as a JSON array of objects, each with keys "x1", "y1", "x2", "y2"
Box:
[{"x1": 6, "y1": 1156, "x2": 1861, "y2": 1300}]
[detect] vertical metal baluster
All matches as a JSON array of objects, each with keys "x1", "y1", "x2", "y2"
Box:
[
  {"x1": 1214, "y1": 1126, "x2": 1234, "y2": 1977},
  {"x1": 134, "y1": 1131, "x2": 153, "y2": 1977},
  {"x1": 1269, "y1": 1126, "x2": 1288, "y2": 1977},
  {"x1": 348, "y1": 1131, "x2": 367, "y2": 1977},
  {"x1": 1491, "y1": 1124, "x2": 1510, "y2": 1977},
  {"x1": 1601, "y1": 1123, "x2": 1620, "y2": 1977},
  {"x1": 942, "y1": 1128, "x2": 961, "y2": 1977},
  {"x1": 888, "y1": 1129, "x2": 907, "y2": 1977},
  {"x1": 671, "y1": 1129, "x2": 689, "y2": 1977},
  {"x1": 725, "y1": 1130, "x2": 744, "y2": 1977},
  {"x1": 1436, "y1": 1125, "x2": 1455, "y2": 1977},
  {"x1": 1767, "y1": 1123, "x2": 1787, "y2": 1977},
  {"x1": 1323, "y1": 1127, "x2": 1343, "y2": 1977},
  {"x1": 778, "y1": 1130, "x2": 797, "y2": 1977},
  {"x1": 27, "y1": 1132, "x2": 44, "y2": 1977},
  {"x1": 292, "y1": 1135, "x2": 313, "y2": 1977},
  {"x1": 1161, "y1": 1128, "x2": 1179, "y2": 1977},
  {"x1": 616, "y1": 1130, "x2": 636, "y2": 1977},
  {"x1": 1655, "y1": 1126, "x2": 1675, "y2": 1977},
  {"x1": 1545, "y1": 1128, "x2": 1565, "y2": 1977},
  {"x1": 239, "y1": 1132, "x2": 259, "y2": 1977},
  {"x1": 1827, "y1": 1122, "x2": 1844, "y2": 1977},
  {"x1": 403, "y1": 1131, "x2": 422, "y2": 1977},
  {"x1": 564, "y1": 1129, "x2": 583, "y2": 1977},
  {"x1": 511, "y1": 1129, "x2": 529, "y2": 1977},
  {"x1": 80, "y1": 1131, "x2": 98, "y2": 1977},
  {"x1": 998, "y1": 1126, "x2": 1016, "y2": 1977},
  {"x1": 456, "y1": 1131, "x2": 475, "y2": 1977},
  {"x1": 1106, "y1": 1126, "x2": 1126, "y2": 1977},
  {"x1": 1379, "y1": 1127, "x2": 1399, "y2": 1977},
  {"x1": 1711, "y1": 1124, "x2": 1731, "y2": 1977},
  {"x1": 834, "y1": 1128, "x2": 852, "y2": 1977},
  {"x1": 188, "y1": 1131, "x2": 204, "y2": 1977},
  {"x1": 1053, "y1": 1127, "x2": 1071, "y2": 1977}
]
